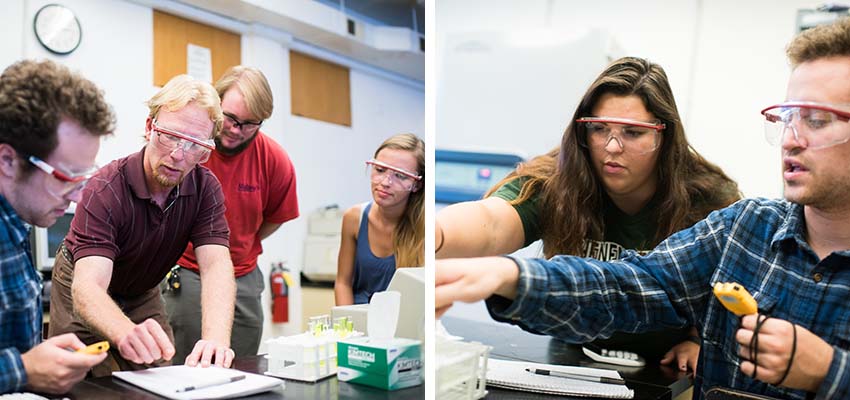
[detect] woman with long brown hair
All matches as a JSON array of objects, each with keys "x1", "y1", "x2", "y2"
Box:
[
  {"x1": 436, "y1": 57, "x2": 740, "y2": 371},
  {"x1": 335, "y1": 133, "x2": 425, "y2": 305}
]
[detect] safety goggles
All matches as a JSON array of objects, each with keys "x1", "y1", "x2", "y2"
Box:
[
  {"x1": 223, "y1": 112, "x2": 263, "y2": 134},
  {"x1": 151, "y1": 121, "x2": 215, "y2": 163},
  {"x1": 365, "y1": 159, "x2": 422, "y2": 191},
  {"x1": 28, "y1": 155, "x2": 98, "y2": 197},
  {"x1": 761, "y1": 101, "x2": 850, "y2": 149},
  {"x1": 576, "y1": 117, "x2": 665, "y2": 155}
]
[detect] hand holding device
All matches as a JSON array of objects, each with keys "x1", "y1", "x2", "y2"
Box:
[{"x1": 22, "y1": 333, "x2": 108, "y2": 394}]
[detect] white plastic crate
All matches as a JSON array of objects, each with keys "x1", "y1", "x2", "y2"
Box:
[
  {"x1": 265, "y1": 315, "x2": 362, "y2": 382},
  {"x1": 436, "y1": 337, "x2": 491, "y2": 400}
]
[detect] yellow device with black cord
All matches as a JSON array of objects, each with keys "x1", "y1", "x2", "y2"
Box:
[{"x1": 713, "y1": 282, "x2": 758, "y2": 316}]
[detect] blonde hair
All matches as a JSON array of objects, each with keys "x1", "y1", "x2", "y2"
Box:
[
  {"x1": 146, "y1": 75, "x2": 223, "y2": 138},
  {"x1": 787, "y1": 17, "x2": 850, "y2": 68},
  {"x1": 374, "y1": 133, "x2": 425, "y2": 268},
  {"x1": 215, "y1": 66, "x2": 273, "y2": 121}
]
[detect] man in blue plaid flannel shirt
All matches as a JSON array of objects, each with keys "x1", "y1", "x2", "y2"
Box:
[
  {"x1": 436, "y1": 18, "x2": 850, "y2": 399},
  {"x1": 0, "y1": 60, "x2": 113, "y2": 394}
]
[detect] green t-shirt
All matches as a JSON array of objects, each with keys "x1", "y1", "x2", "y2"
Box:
[{"x1": 491, "y1": 178, "x2": 656, "y2": 261}]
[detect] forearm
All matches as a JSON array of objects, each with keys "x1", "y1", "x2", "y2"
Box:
[
  {"x1": 491, "y1": 257, "x2": 519, "y2": 300},
  {"x1": 0, "y1": 348, "x2": 26, "y2": 393},
  {"x1": 72, "y1": 281, "x2": 134, "y2": 342},
  {"x1": 334, "y1": 281, "x2": 354, "y2": 306},
  {"x1": 487, "y1": 255, "x2": 693, "y2": 342},
  {"x1": 200, "y1": 260, "x2": 235, "y2": 346}
]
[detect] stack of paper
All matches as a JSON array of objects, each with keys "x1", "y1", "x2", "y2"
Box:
[
  {"x1": 486, "y1": 359, "x2": 634, "y2": 399},
  {"x1": 113, "y1": 365, "x2": 283, "y2": 400}
]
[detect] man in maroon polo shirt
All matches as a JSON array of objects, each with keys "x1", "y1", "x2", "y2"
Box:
[
  {"x1": 167, "y1": 66, "x2": 299, "y2": 363},
  {"x1": 48, "y1": 75, "x2": 237, "y2": 377}
]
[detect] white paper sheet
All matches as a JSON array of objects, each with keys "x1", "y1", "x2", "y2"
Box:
[{"x1": 113, "y1": 365, "x2": 283, "y2": 400}]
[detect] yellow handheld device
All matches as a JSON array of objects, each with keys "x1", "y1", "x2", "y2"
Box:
[
  {"x1": 713, "y1": 282, "x2": 758, "y2": 316},
  {"x1": 77, "y1": 341, "x2": 110, "y2": 355}
]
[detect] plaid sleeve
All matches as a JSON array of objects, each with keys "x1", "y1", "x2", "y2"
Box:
[
  {"x1": 818, "y1": 346, "x2": 850, "y2": 399},
  {"x1": 0, "y1": 348, "x2": 26, "y2": 394},
  {"x1": 486, "y1": 200, "x2": 742, "y2": 342}
]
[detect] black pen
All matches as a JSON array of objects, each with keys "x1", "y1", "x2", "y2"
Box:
[
  {"x1": 175, "y1": 374, "x2": 246, "y2": 392},
  {"x1": 525, "y1": 367, "x2": 626, "y2": 385}
]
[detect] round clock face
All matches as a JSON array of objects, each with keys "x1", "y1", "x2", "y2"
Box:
[{"x1": 34, "y1": 4, "x2": 82, "y2": 55}]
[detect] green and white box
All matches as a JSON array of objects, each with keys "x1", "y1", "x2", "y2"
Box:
[{"x1": 337, "y1": 337, "x2": 422, "y2": 390}]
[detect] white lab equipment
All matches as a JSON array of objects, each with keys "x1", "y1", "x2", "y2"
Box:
[
  {"x1": 264, "y1": 315, "x2": 362, "y2": 382},
  {"x1": 302, "y1": 206, "x2": 345, "y2": 282},
  {"x1": 436, "y1": 336, "x2": 491, "y2": 400},
  {"x1": 332, "y1": 267, "x2": 425, "y2": 342}
]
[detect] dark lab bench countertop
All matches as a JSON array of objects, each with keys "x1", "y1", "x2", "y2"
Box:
[
  {"x1": 67, "y1": 354, "x2": 424, "y2": 399},
  {"x1": 441, "y1": 316, "x2": 692, "y2": 400}
]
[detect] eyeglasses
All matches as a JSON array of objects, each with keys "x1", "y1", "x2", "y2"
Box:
[
  {"x1": 365, "y1": 159, "x2": 422, "y2": 191},
  {"x1": 761, "y1": 101, "x2": 850, "y2": 149},
  {"x1": 151, "y1": 121, "x2": 215, "y2": 163},
  {"x1": 223, "y1": 112, "x2": 262, "y2": 134},
  {"x1": 576, "y1": 117, "x2": 665, "y2": 155},
  {"x1": 28, "y1": 155, "x2": 98, "y2": 197}
]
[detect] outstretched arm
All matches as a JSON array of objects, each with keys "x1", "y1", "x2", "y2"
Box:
[
  {"x1": 436, "y1": 197, "x2": 526, "y2": 259},
  {"x1": 187, "y1": 244, "x2": 235, "y2": 368},
  {"x1": 73, "y1": 255, "x2": 175, "y2": 365},
  {"x1": 435, "y1": 257, "x2": 519, "y2": 318}
]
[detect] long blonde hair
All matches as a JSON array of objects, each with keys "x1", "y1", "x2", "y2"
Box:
[{"x1": 374, "y1": 133, "x2": 425, "y2": 267}]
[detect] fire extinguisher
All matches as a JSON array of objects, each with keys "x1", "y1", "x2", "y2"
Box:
[{"x1": 270, "y1": 262, "x2": 290, "y2": 323}]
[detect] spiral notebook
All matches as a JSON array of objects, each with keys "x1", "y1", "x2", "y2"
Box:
[{"x1": 486, "y1": 359, "x2": 634, "y2": 399}]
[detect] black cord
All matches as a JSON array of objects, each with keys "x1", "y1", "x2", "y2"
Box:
[
  {"x1": 777, "y1": 322, "x2": 797, "y2": 386},
  {"x1": 748, "y1": 314, "x2": 768, "y2": 380},
  {"x1": 746, "y1": 313, "x2": 797, "y2": 386}
]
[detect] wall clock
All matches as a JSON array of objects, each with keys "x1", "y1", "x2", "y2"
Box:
[{"x1": 34, "y1": 4, "x2": 82, "y2": 55}]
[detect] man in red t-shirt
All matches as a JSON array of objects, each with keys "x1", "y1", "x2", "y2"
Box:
[{"x1": 166, "y1": 66, "x2": 299, "y2": 361}]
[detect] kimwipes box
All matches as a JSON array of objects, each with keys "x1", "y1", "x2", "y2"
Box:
[{"x1": 336, "y1": 337, "x2": 422, "y2": 390}]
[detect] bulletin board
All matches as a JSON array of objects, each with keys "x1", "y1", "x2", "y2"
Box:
[
  {"x1": 153, "y1": 10, "x2": 241, "y2": 87},
  {"x1": 290, "y1": 50, "x2": 352, "y2": 127}
]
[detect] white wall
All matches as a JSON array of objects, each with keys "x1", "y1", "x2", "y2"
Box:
[
  {"x1": 688, "y1": 1, "x2": 820, "y2": 198},
  {"x1": 5, "y1": 0, "x2": 423, "y2": 341},
  {"x1": 21, "y1": 0, "x2": 155, "y2": 165},
  {"x1": 437, "y1": 0, "x2": 823, "y2": 198}
]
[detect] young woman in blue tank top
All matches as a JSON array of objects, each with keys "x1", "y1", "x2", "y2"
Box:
[{"x1": 334, "y1": 134, "x2": 425, "y2": 305}]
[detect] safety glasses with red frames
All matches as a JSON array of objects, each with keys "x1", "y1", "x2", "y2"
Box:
[
  {"x1": 576, "y1": 117, "x2": 666, "y2": 155},
  {"x1": 151, "y1": 121, "x2": 215, "y2": 163},
  {"x1": 365, "y1": 159, "x2": 422, "y2": 191},
  {"x1": 761, "y1": 101, "x2": 850, "y2": 149},
  {"x1": 28, "y1": 155, "x2": 98, "y2": 197}
]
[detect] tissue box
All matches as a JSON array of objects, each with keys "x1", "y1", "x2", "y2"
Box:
[{"x1": 337, "y1": 337, "x2": 422, "y2": 390}]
